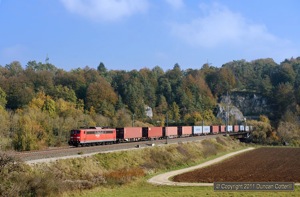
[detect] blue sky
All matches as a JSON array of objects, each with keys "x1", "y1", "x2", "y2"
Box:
[{"x1": 1, "y1": 0, "x2": 299, "y2": 71}]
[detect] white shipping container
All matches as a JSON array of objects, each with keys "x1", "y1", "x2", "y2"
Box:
[
  {"x1": 227, "y1": 125, "x2": 233, "y2": 132},
  {"x1": 193, "y1": 126, "x2": 211, "y2": 135},
  {"x1": 193, "y1": 126, "x2": 202, "y2": 135},
  {"x1": 245, "y1": 126, "x2": 249, "y2": 132},
  {"x1": 203, "y1": 126, "x2": 210, "y2": 134},
  {"x1": 239, "y1": 125, "x2": 245, "y2": 131}
]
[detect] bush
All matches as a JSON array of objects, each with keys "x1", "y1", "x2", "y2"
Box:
[
  {"x1": 201, "y1": 140, "x2": 218, "y2": 158},
  {"x1": 215, "y1": 136, "x2": 228, "y2": 146},
  {"x1": 105, "y1": 167, "x2": 145, "y2": 185},
  {"x1": 0, "y1": 151, "x2": 66, "y2": 196},
  {"x1": 277, "y1": 121, "x2": 300, "y2": 145}
]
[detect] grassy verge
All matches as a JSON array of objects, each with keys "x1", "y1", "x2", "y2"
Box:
[
  {"x1": 5, "y1": 136, "x2": 291, "y2": 197},
  {"x1": 66, "y1": 181, "x2": 300, "y2": 197},
  {"x1": 63, "y1": 137, "x2": 251, "y2": 196}
]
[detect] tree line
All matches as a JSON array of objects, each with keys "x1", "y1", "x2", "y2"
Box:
[{"x1": 0, "y1": 57, "x2": 300, "y2": 150}]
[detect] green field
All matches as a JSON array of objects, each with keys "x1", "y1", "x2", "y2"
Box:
[{"x1": 70, "y1": 178, "x2": 300, "y2": 197}]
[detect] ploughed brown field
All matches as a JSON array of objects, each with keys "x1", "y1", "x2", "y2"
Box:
[{"x1": 173, "y1": 147, "x2": 300, "y2": 183}]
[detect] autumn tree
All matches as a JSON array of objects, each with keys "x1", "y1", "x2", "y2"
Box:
[
  {"x1": 111, "y1": 70, "x2": 145, "y2": 117},
  {"x1": 248, "y1": 119, "x2": 273, "y2": 144},
  {"x1": 54, "y1": 69, "x2": 86, "y2": 100},
  {"x1": 277, "y1": 121, "x2": 300, "y2": 145},
  {"x1": 86, "y1": 77, "x2": 118, "y2": 117},
  {"x1": 6, "y1": 77, "x2": 34, "y2": 109},
  {"x1": 168, "y1": 102, "x2": 180, "y2": 123},
  {"x1": 4, "y1": 61, "x2": 23, "y2": 77},
  {"x1": 271, "y1": 63, "x2": 296, "y2": 87},
  {"x1": 49, "y1": 85, "x2": 77, "y2": 103},
  {"x1": 0, "y1": 87, "x2": 7, "y2": 108},
  {"x1": 182, "y1": 70, "x2": 215, "y2": 112},
  {"x1": 207, "y1": 67, "x2": 236, "y2": 96},
  {"x1": 273, "y1": 83, "x2": 295, "y2": 117},
  {"x1": 112, "y1": 108, "x2": 132, "y2": 127},
  {"x1": 0, "y1": 107, "x2": 10, "y2": 150},
  {"x1": 26, "y1": 60, "x2": 57, "y2": 72},
  {"x1": 183, "y1": 112, "x2": 202, "y2": 125},
  {"x1": 139, "y1": 68, "x2": 157, "y2": 108}
]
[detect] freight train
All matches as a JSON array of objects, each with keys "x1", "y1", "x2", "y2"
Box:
[{"x1": 68, "y1": 125, "x2": 251, "y2": 147}]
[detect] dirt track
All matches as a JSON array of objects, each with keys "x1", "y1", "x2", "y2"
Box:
[
  {"x1": 148, "y1": 147, "x2": 300, "y2": 186},
  {"x1": 173, "y1": 147, "x2": 300, "y2": 183},
  {"x1": 148, "y1": 147, "x2": 255, "y2": 186}
]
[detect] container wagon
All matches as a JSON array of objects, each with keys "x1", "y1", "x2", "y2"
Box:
[
  {"x1": 220, "y1": 125, "x2": 226, "y2": 133},
  {"x1": 245, "y1": 126, "x2": 250, "y2": 132},
  {"x1": 142, "y1": 127, "x2": 163, "y2": 140},
  {"x1": 211, "y1": 125, "x2": 220, "y2": 134},
  {"x1": 178, "y1": 126, "x2": 192, "y2": 137},
  {"x1": 239, "y1": 125, "x2": 245, "y2": 132},
  {"x1": 192, "y1": 126, "x2": 211, "y2": 135},
  {"x1": 163, "y1": 126, "x2": 178, "y2": 138},
  {"x1": 227, "y1": 125, "x2": 233, "y2": 132},
  {"x1": 233, "y1": 125, "x2": 239, "y2": 132},
  {"x1": 116, "y1": 127, "x2": 142, "y2": 142}
]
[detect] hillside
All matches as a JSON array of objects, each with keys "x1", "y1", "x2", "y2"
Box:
[{"x1": 0, "y1": 57, "x2": 300, "y2": 150}]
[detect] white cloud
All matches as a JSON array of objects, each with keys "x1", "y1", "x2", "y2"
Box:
[
  {"x1": 169, "y1": 3, "x2": 297, "y2": 63},
  {"x1": 60, "y1": 0, "x2": 149, "y2": 22},
  {"x1": 165, "y1": 0, "x2": 184, "y2": 9},
  {"x1": 170, "y1": 3, "x2": 279, "y2": 48}
]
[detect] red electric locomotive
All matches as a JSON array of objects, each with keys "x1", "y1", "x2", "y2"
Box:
[{"x1": 68, "y1": 127, "x2": 116, "y2": 147}]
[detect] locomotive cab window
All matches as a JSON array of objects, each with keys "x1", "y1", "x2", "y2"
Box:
[{"x1": 71, "y1": 130, "x2": 80, "y2": 135}]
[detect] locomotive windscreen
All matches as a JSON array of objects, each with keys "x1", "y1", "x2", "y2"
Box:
[{"x1": 71, "y1": 130, "x2": 80, "y2": 135}]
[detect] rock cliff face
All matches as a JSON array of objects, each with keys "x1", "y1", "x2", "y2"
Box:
[{"x1": 216, "y1": 92, "x2": 271, "y2": 123}]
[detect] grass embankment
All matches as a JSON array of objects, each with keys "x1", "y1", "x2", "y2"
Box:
[
  {"x1": 64, "y1": 136, "x2": 246, "y2": 196},
  {"x1": 70, "y1": 181, "x2": 300, "y2": 197},
  {"x1": 3, "y1": 137, "x2": 298, "y2": 197}
]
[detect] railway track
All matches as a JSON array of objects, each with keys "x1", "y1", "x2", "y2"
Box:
[{"x1": 11, "y1": 135, "x2": 218, "y2": 164}]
